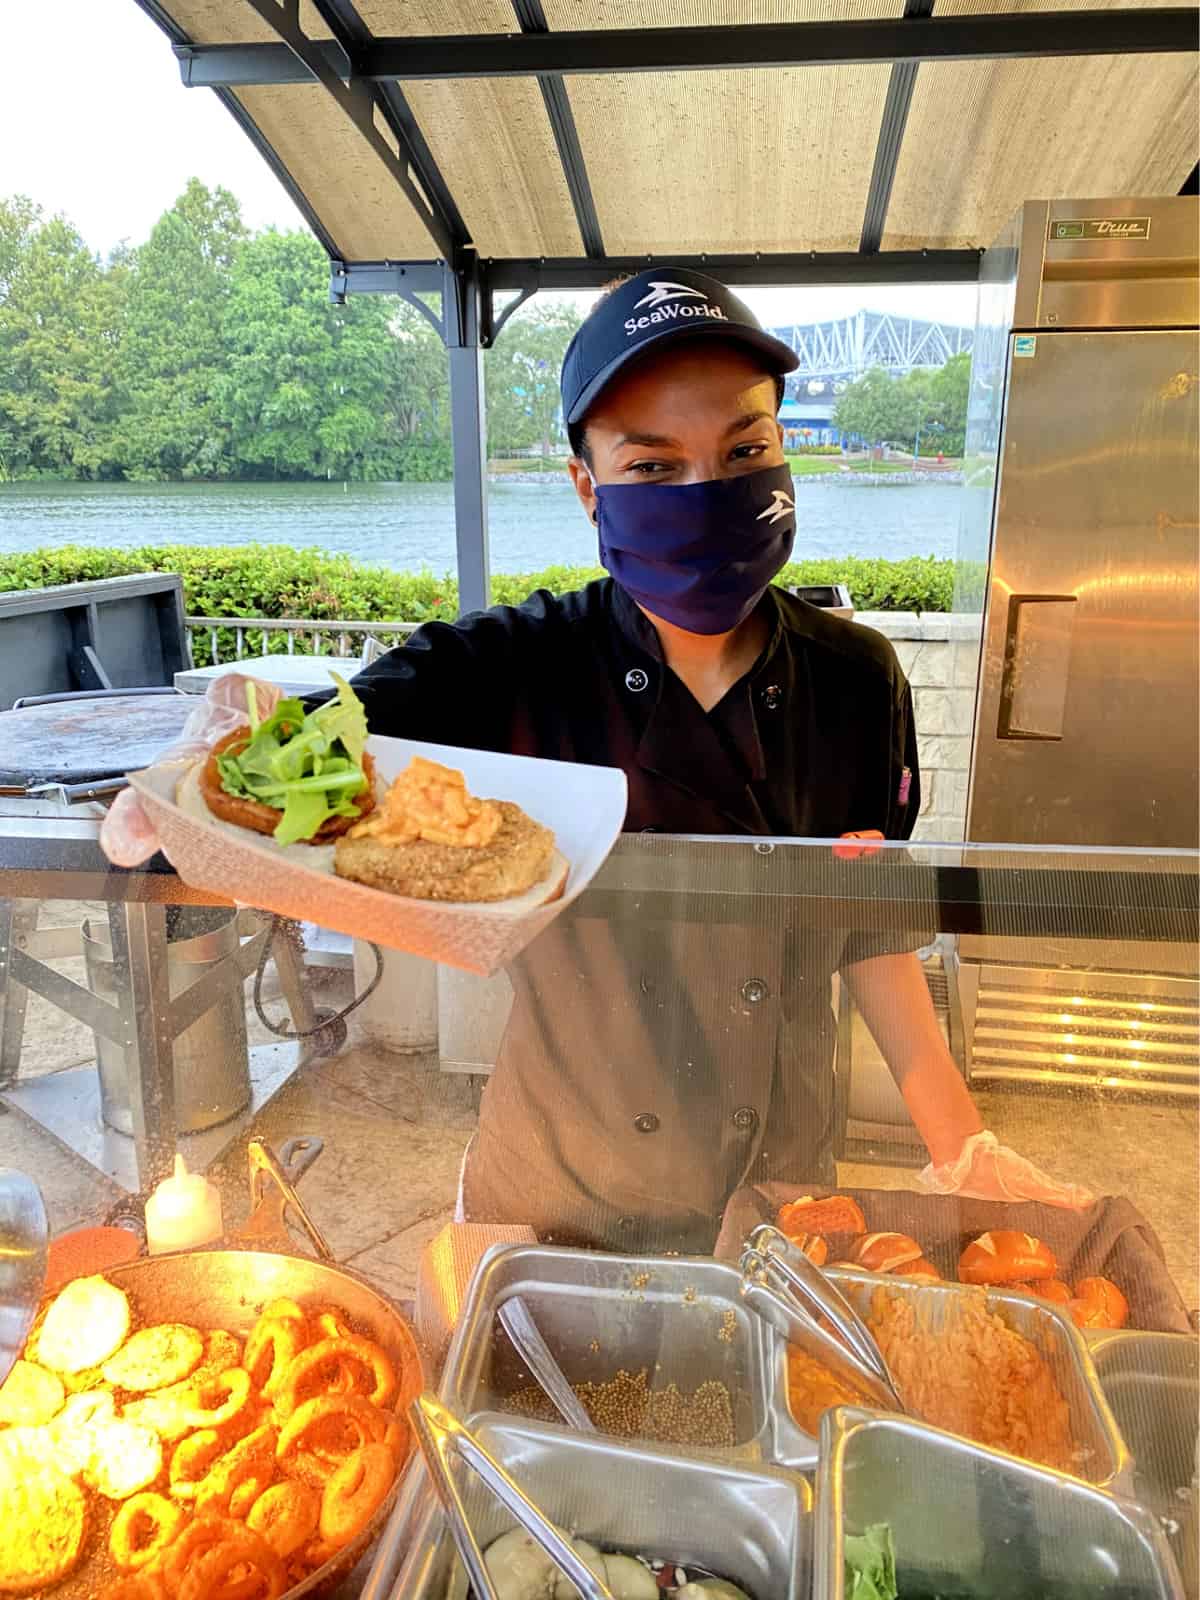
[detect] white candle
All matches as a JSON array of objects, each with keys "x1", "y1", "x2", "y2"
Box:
[{"x1": 144, "y1": 1154, "x2": 223, "y2": 1254}]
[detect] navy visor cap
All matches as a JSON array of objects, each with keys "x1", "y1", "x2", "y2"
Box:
[{"x1": 560, "y1": 267, "x2": 800, "y2": 427}]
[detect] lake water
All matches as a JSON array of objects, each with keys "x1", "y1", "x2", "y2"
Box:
[{"x1": 0, "y1": 477, "x2": 960, "y2": 572}]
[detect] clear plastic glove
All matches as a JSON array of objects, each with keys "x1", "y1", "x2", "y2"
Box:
[
  {"x1": 99, "y1": 674, "x2": 282, "y2": 868},
  {"x1": 919, "y1": 1129, "x2": 1095, "y2": 1210}
]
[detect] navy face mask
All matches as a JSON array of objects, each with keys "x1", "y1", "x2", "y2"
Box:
[{"x1": 595, "y1": 462, "x2": 796, "y2": 635}]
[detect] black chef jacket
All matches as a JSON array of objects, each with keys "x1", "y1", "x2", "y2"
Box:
[{"x1": 313, "y1": 579, "x2": 921, "y2": 1253}]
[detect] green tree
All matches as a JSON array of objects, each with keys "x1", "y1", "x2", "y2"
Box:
[
  {"x1": 383, "y1": 301, "x2": 451, "y2": 480},
  {"x1": 0, "y1": 194, "x2": 41, "y2": 302},
  {"x1": 832, "y1": 366, "x2": 901, "y2": 446},
  {"x1": 928, "y1": 350, "x2": 970, "y2": 454},
  {"x1": 216, "y1": 228, "x2": 423, "y2": 480},
  {"x1": 485, "y1": 300, "x2": 581, "y2": 457},
  {"x1": 0, "y1": 213, "x2": 122, "y2": 476},
  {"x1": 834, "y1": 355, "x2": 970, "y2": 454},
  {"x1": 113, "y1": 179, "x2": 246, "y2": 479},
  {"x1": 0, "y1": 196, "x2": 43, "y2": 479}
]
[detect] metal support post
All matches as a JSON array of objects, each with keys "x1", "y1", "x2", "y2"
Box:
[
  {"x1": 445, "y1": 261, "x2": 491, "y2": 617},
  {"x1": 108, "y1": 901, "x2": 177, "y2": 1190},
  {"x1": 268, "y1": 919, "x2": 321, "y2": 1039},
  {"x1": 0, "y1": 900, "x2": 36, "y2": 1088}
]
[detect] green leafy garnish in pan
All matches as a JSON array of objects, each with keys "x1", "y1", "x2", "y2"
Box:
[
  {"x1": 214, "y1": 673, "x2": 371, "y2": 846},
  {"x1": 844, "y1": 1524, "x2": 899, "y2": 1600}
]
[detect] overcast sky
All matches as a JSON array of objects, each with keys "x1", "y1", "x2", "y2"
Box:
[{"x1": 0, "y1": 0, "x2": 978, "y2": 330}]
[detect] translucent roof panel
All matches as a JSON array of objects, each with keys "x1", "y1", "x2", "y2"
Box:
[
  {"x1": 541, "y1": 0, "x2": 909, "y2": 25},
  {"x1": 353, "y1": 0, "x2": 516, "y2": 31},
  {"x1": 154, "y1": 0, "x2": 1197, "y2": 263},
  {"x1": 564, "y1": 63, "x2": 892, "y2": 255},
  {"x1": 231, "y1": 87, "x2": 440, "y2": 258},
  {"x1": 884, "y1": 0, "x2": 1199, "y2": 250},
  {"x1": 402, "y1": 79, "x2": 584, "y2": 257},
  {"x1": 166, "y1": 0, "x2": 282, "y2": 44}
]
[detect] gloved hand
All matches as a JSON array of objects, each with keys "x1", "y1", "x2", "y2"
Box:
[
  {"x1": 99, "y1": 673, "x2": 282, "y2": 868},
  {"x1": 919, "y1": 1129, "x2": 1095, "y2": 1210},
  {"x1": 834, "y1": 828, "x2": 885, "y2": 861}
]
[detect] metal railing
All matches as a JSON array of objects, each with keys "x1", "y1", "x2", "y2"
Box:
[{"x1": 185, "y1": 615, "x2": 419, "y2": 668}]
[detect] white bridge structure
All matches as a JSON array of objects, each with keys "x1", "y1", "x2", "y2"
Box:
[
  {"x1": 768, "y1": 310, "x2": 974, "y2": 441},
  {"x1": 771, "y1": 310, "x2": 974, "y2": 386}
]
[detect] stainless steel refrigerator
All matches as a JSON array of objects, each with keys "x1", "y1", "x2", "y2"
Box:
[
  {"x1": 961, "y1": 196, "x2": 1199, "y2": 850},
  {"x1": 948, "y1": 198, "x2": 1199, "y2": 1100}
]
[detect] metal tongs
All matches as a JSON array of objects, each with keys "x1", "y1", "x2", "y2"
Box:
[
  {"x1": 409, "y1": 1392, "x2": 615, "y2": 1600},
  {"x1": 739, "y1": 1223, "x2": 904, "y2": 1413},
  {"x1": 498, "y1": 1296, "x2": 595, "y2": 1434}
]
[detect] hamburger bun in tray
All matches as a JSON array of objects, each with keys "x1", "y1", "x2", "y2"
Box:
[{"x1": 129, "y1": 735, "x2": 627, "y2": 976}]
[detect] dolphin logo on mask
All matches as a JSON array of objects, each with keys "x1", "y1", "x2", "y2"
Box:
[{"x1": 756, "y1": 488, "x2": 795, "y2": 526}]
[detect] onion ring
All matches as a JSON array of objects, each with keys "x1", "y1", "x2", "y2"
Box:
[
  {"x1": 277, "y1": 1450, "x2": 328, "y2": 1492},
  {"x1": 98, "y1": 1576, "x2": 167, "y2": 1600},
  {"x1": 295, "y1": 1538, "x2": 339, "y2": 1575},
  {"x1": 310, "y1": 1310, "x2": 355, "y2": 1393},
  {"x1": 170, "y1": 1429, "x2": 226, "y2": 1500},
  {"x1": 311, "y1": 1307, "x2": 351, "y2": 1341},
  {"x1": 194, "y1": 1422, "x2": 278, "y2": 1517},
  {"x1": 182, "y1": 1367, "x2": 252, "y2": 1431},
  {"x1": 160, "y1": 1515, "x2": 245, "y2": 1595},
  {"x1": 383, "y1": 1415, "x2": 412, "y2": 1468},
  {"x1": 110, "y1": 1491, "x2": 186, "y2": 1572},
  {"x1": 275, "y1": 1335, "x2": 396, "y2": 1417},
  {"x1": 318, "y1": 1442, "x2": 394, "y2": 1547},
  {"x1": 277, "y1": 1393, "x2": 387, "y2": 1466},
  {"x1": 177, "y1": 1530, "x2": 285, "y2": 1600},
  {"x1": 242, "y1": 1316, "x2": 308, "y2": 1401},
  {"x1": 261, "y1": 1298, "x2": 306, "y2": 1324},
  {"x1": 247, "y1": 1480, "x2": 321, "y2": 1559},
  {"x1": 228, "y1": 1470, "x2": 273, "y2": 1521}
]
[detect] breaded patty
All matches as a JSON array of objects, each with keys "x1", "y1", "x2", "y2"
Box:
[
  {"x1": 35, "y1": 1275, "x2": 130, "y2": 1375},
  {"x1": 84, "y1": 1421, "x2": 163, "y2": 1500},
  {"x1": 0, "y1": 1360, "x2": 65, "y2": 1427},
  {"x1": 334, "y1": 798, "x2": 556, "y2": 903},
  {"x1": 101, "y1": 1323, "x2": 204, "y2": 1393},
  {"x1": 0, "y1": 1465, "x2": 87, "y2": 1591}
]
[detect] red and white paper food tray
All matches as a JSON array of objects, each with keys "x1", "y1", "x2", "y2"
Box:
[{"x1": 129, "y1": 735, "x2": 627, "y2": 977}]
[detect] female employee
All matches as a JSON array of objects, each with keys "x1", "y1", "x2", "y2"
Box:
[{"x1": 103, "y1": 267, "x2": 1090, "y2": 1250}]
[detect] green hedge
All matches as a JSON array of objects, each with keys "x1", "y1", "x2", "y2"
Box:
[{"x1": 0, "y1": 545, "x2": 954, "y2": 665}]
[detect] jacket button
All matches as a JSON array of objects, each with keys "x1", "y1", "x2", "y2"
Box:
[
  {"x1": 761, "y1": 684, "x2": 782, "y2": 710},
  {"x1": 625, "y1": 667, "x2": 649, "y2": 693},
  {"x1": 633, "y1": 1112, "x2": 660, "y2": 1134},
  {"x1": 740, "y1": 978, "x2": 769, "y2": 1003},
  {"x1": 732, "y1": 1106, "x2": 759, "y2": 1132}
]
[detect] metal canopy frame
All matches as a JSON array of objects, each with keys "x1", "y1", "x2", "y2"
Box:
[{"x1": 139, "y1": 0, "x2": 1200, "y2": 612}]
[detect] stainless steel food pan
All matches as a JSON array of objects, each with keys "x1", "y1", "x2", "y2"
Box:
[
  {"x1": 1088, "y1": 1331, "x2": 1199, "y2": 1598},
  {"x1": 815, "y1": 1405, "x2": 1184, "y2": 1600},
  {"x1": 439, "y1": 1245, "x2": 772, "y2": 1458},
  {"x1": 389, "y1": 1415, "x2": 811, "y2": 1600},
  {"x1": 767, "y1": 1268, "x2": 1130, "y2": 1487}
]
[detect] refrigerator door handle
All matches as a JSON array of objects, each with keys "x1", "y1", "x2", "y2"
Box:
[{"x1": 998, "y1": 594, "x2": 1077, "y2": 740}]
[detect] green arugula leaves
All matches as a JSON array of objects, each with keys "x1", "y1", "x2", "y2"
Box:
[{"x1": 214, "y1": 673, "x2": 370, "y2": 846}]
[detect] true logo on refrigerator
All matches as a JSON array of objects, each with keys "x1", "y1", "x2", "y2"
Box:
[{"x1": 1051, "y1": 217, "x2": 1152, "y2": 242}]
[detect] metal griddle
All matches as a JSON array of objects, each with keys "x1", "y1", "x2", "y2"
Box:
[{"x1": 0, "y1": 694, "x2": 194, "y2": 790}]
